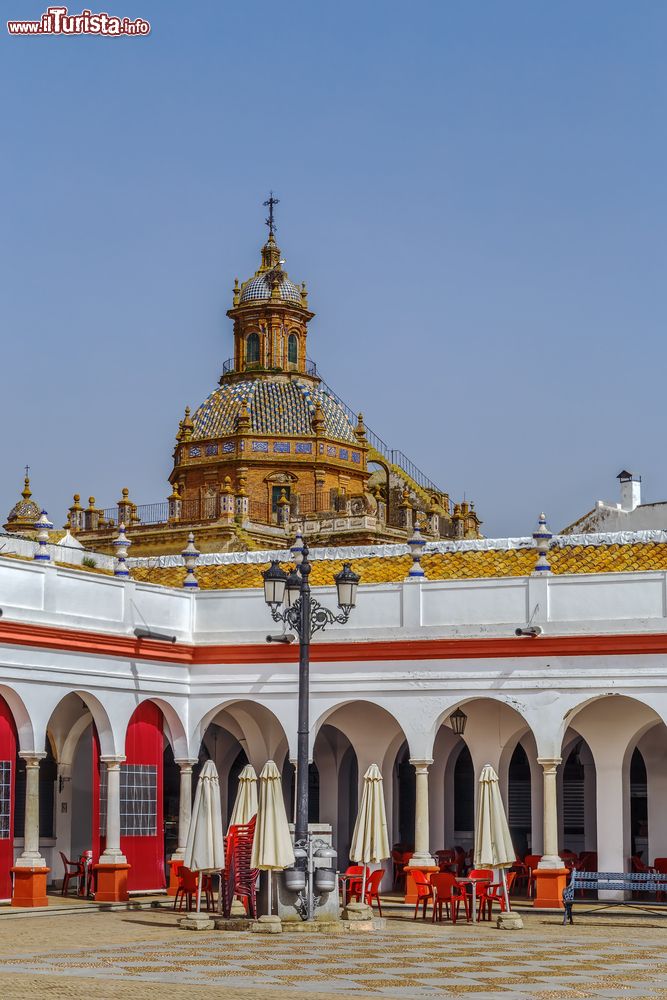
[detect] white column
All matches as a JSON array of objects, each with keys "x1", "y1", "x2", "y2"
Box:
[
  {"x1": 537, "y1": 757, "x2": 562, "y2": 868},
  {"x1": 583, "y1": 759, "x2": 597, "y2": 852},
  {"x1": 99, "y1": 756, "x2": 126, "y2": 864},
  {"x1": 172, "y1": 759, "x2": 196, "y2": 859},
  {"x1": 428, "y1": 757, "x2": 446, "y2": 855},
  {"x1": 15, "y1": 751, "x2": 47, "y2": 868},
  {"x1": 596, "y1": 757, "x2": 628, "y2": 874},
  {"x1": 408, "y1": 758, "x2": 435, "y2": 866}
]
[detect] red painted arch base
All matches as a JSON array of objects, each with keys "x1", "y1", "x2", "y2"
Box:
[
  {"x1": 11, "y1": 866, "x2": 50, "y2": 907},
  {"x1": 533, "y1": 867, "x2": 569, "y2": 909},
  {"x1": 94, "y1": 863, "x2": 130, "y2": 902}
]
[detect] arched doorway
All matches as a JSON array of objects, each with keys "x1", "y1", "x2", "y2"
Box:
[
  {"x1": 453, "y1": 744, "x2": 474, "y2": 852},
  {"x1": 507, "y1": 743, "x2": 531, "y2": 859},
  {"x1": 0, "y1": 697, "x2": 17, "y2": 899},
  {"x1": 312, "y1": 724, "x2": 358, "y2": 865},
  {"x1": 630, "y1": 747, "x2": 648, "y2": 860},
  {"x1": 112, "y1": 701, "x2": 167, "y2": 892},
  {"x1": 395, "y1": 744, "x2": 415, "y2": 848}
]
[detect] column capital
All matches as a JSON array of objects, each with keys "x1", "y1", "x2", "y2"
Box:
[
  {"x1": 100, "y1": 755, "x2": 126, "y2": 768},
  {"x1": 18, "y1": 751, "x2": 46, "y2": 766},
  {"x1": 537, "y1": 757, "x2": 562, "y2": 773},
  {"x1": 174, "y1": 758, "x2": 198, "y2": 770},
  {"x1": 409, "y1": 758, "x2": 434, "y2": 773}
]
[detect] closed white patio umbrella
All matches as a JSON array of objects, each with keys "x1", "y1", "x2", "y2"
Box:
[
  {"x1": 251, "y1": 760, "x2": 295, "y2": 916},
  {"x1": 474, "y1": 763, "x2": 516, "y2": 917},
  {"x1": 349, "y1": 763, "x2": 390, "y2": 905},
  {"x1": 184, "y1": 759, "x2": 225, "y2": 912},
  {"x1": 228, "y1": 763, "x2": 258, "y2": 830}
]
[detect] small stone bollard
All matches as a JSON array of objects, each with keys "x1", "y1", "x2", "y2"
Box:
[
  {"x1": 497, "y1": 910, "x2": 524, "y2": 930},
  {"x1": 179, "y1": 912, "x2": 214, "y2": 931},
  {"x1": 251, "y1": 914, "x2": 282, "y2": 934}
]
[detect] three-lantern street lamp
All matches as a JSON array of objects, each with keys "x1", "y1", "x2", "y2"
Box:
[{"x1": 263, "y1": 542, "x2": 360, "y2": 852}]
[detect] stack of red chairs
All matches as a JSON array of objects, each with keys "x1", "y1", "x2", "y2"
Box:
[{"x1": 220, "y1": 815, "x2": 259, "y2": 918}]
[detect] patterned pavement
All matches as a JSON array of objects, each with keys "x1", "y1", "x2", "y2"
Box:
[{"x1": 1, "y1": 910, "x2": 667, "y2": 999}]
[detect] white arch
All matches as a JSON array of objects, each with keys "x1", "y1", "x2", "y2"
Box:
[
  {"x1": 190, "y1": 699, "x2": 291, "y2": 770},
  {"x1": 126, "y1": 696, "x2": 189, "y2": 760},
  {"x1": 0, "y1": 684, "x2": 35, "y2": 752}
]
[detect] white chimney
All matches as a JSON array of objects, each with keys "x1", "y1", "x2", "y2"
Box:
[{"x1": 617, "y1": 470, "x2": 641, "y2": 512}]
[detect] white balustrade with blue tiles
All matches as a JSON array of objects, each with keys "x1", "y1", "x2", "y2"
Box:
[
  {"x1": 113, "y1": 523, "x2": 131, "y2": 578},
  {"x1": 33, "y1": 510, "x2": 53, "y2": 562}
]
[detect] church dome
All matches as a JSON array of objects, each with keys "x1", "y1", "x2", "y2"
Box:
[
  {"x1": 4, "y1": 475, "x2": 41, "y2": 533},
  {"x1": 240, "y1": 273, "x2": 301, "y2": 304},
  {"x1": 8, "y1": 497, "x2": 40, "y2": 522},
  {"x1": 191, "y1": 378, "x2": 357, "y2": 443}
]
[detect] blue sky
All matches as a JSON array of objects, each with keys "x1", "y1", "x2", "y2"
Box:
[{"x1": 2, "y1": 1, "x2": 665, "y2": 538}]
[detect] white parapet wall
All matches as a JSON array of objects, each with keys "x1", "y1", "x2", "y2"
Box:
[{"x1": 1, "y1": 553, "x2": 667, "y2": 644}]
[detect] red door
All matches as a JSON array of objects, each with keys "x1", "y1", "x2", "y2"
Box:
[
  {"x1": 0, "y1": 698, "x2": 17, "y2": 900},
  {"x1": 123, "y1": 702, "x2": 165, "y2": 892}
]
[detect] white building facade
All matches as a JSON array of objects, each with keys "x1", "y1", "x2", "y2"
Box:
[{"x1": 1, "y1": 532, "x2": 667, "y2": 908}]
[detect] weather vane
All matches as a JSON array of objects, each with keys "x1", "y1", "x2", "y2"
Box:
[{"x1": 263, "y1": 191, "x2": 279, "y2": 236}]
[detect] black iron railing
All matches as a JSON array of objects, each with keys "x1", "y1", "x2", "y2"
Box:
[{"x1": 221, "y1": 358, "x2": 318, "y2": 377}]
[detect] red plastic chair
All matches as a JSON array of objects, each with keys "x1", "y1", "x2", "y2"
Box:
[
  {"x1": 430, "y1": 872, "x2": 470, "y2": 924},
  {"x1": 435, "y1": 849, "x2": 456, "y2": 873},
  {"x1": 630, "y1": 854, "x2": 656, "y2": 874},
  {"x1": 411, "y1": 869, "x2": 434, "y2": 919},
  {"x1": 452, "y1": 847, "x2": 467, "y2": 876},
  {"x1": 173, "y1": 866, "x2": 199, "y2": 911},
  {"x1": 221, "y1": 815, "x2": 259, "y2": 918},
  {"x1": 364, "y1": 869, "x2": 385, "y2": 915},
  {"x1": 173, "y1": 866, "x2": 214, "y2": 912},
  {"x1": 59, "y1": 852, "x2": 84, "y2": 896},
  {"x1": 510, "y1": 861, "x2": 530, "y2": 896},
  {"x1": 391, "y1": 850, "x2": 412, "y2": 889},
  {"x1": 477, "y1": 871, "x2": 516, "y2": 921},
  {"x1": 341, "y1": 865, "x2": 368, "y2": 904},
  {"x1": 523, "y1": 855, "x2": 542, "y2": 897}
]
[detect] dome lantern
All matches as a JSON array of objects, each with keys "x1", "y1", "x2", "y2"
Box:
[{"x1": 226, "y1": 195, "x2": 314, "y2": 377}]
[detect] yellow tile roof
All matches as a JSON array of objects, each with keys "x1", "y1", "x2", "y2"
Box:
[{"x1": 130, "y1": 542, "x2": 667, "y2": 591}]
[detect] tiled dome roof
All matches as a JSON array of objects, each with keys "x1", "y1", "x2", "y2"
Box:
[
  {"x1": 191, "y1": 379, "x2": 356, "y2": 443},
  {"x1": 240, "y1": 273, "x2": 301, "y2": 304},
  {"x1": 7, "y1": 498, "x2": 40, "y2": 522},
  {"x1": 5, "y1": 476, "x2": 41, "y2": 528}
]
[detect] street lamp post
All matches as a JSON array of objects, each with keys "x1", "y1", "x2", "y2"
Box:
[{"x1": 263, "y1": 541, "x2": 359, "y2": 866}]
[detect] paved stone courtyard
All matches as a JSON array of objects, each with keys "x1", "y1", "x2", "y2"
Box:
[{"x1": 0, "y1": 909, "x2": 666, "y2": 999}]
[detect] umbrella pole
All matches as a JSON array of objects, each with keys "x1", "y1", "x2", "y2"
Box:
[
  {"x1": 196, "y1": 876, "x2": 202, "y2": 914},
  {"x1": 267, "y1": 871, "x2": 272, "y2": 917},
  {"x1": 361, "y1": 865, "x2": 368, "y2": 906},
  {"x1": 500, "y1": 866, "x2": 511, "y2": 913}
]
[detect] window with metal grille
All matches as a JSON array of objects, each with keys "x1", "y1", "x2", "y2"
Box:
[
  {"x1": 0, "y1": 762, "x2": 10, "y2": 839},
  {"x1": 100, "y1": 764, "x2": 157, "y2": 837}
]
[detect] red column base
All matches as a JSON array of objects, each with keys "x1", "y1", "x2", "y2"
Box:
[
  {"x1": 533, "y1": 867, "x2": 569, "y2": 909},
  {"x1": 403, "y1": 865, "x2": 439, "y2": 904},
  {"x1": 93, "y1": 863, "x2": 131, "y2": 902},
  {"x1": 167, "y1": 858, "x2": 183, "y2": 896},
  {"x1": 11, "y1": 866, "x2": 50, "y2": 907}
]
